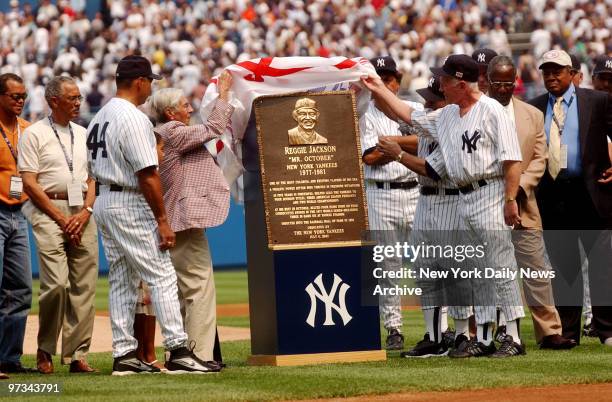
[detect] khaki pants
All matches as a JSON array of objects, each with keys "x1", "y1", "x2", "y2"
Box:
[
  {"x1": 512, "y1": 228, "x2": 562, "y2": 343},
  {"x1": 170, "y1": 229, "x2": 216, "y2": 361},
  {"x1": 23, "y1": 200, "x2": 98, "y2": 364}
]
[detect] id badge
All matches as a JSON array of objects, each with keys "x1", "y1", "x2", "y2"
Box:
[
  {"x1": 559, "y1": 144, "x2": 568, "y2": 169},
  {"x1": 9, "y1": 176, "x2": 23, "y2": 199},
  {"x1": 67, "y1": 181, "x2": 84, "y2": 207}
]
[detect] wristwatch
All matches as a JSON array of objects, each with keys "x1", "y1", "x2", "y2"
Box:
[
  {"x1": 396, "y1": 151, "x2": 405, "y2": 162},
  {"x1": 84, "y1": 206, "x2": 94, "y2": 214},
  {"x1": 505, "y1": 197, "x2": 516, "y2": 203}
]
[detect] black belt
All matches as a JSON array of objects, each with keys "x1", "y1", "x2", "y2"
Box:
[
  {"x1": 0, "y1": 201, "x2": 22, "y2": 212},
  {"x1": 374, "y1": 181, "x2": 418, "y2": 190},
  {"x1": 458, "y1": 179, "x2": 488, "y2": 194},
  {"x1": 420, "y1": 186, "x2": 459, "y2": 196},
  {"x1": 109, "y1": 184, "x2": 124, "y2": 192}
]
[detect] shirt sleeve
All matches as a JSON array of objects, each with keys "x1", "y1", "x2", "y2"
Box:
[
  {"x1": 17, "y1": 127, "x2": 40, "y2": 173},
  {"x1": 410, "y1": 109, "x2": 439, "y2": 139},
  {"x1": 425, "y1": 145, "x2": 447, "y2": 179},
  {"x1": 490, "y1": 104, "x2": 522, "y2": 162},
  {"x1": 359, "y1": 112, "x2": 379, "y2": 152},
  {"x1": 119, "y1": 113, "x2": 159, "y2": 172}
]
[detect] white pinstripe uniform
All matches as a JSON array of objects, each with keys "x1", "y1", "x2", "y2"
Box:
[
  {"x1": 87, "y1": 97, "x2": 187, "y2": 358},
  {"x1": 425, "y1": 95, "x2": 525, "y2": 325},
  {"x1": 409, "y1": 109, "x2": 461, "y2": 324},
  {"x1": 360, "y1": 100, "x2": 422, "y2": 331}
]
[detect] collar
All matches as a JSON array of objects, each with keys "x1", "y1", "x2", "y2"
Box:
[{"x1": 549, "y1": 83, "x2": 575, "y2": 106}]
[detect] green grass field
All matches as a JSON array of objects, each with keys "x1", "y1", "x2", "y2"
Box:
[{"x1": 15, "y1": 269, "x2": 612, "y2": 401}]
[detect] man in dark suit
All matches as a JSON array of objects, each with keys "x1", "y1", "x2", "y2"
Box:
[{"x1": 529, "y1": 49, "x2": 612, "y2": 346}]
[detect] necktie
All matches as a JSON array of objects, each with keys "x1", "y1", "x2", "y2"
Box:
[{"x1": 548, "y1": 96, "x2": 564, "y2": 179}]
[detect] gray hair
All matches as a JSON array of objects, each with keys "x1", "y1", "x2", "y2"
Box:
[
  {"x1": 44, "y1": 76, "x2": 76, "y2": 104},
  {"x1": 148, "y1": 88, "x2": 184, "y2": 123},
  {"x1": 487, "y1": 55, "x2": 517, "y2": 78}
]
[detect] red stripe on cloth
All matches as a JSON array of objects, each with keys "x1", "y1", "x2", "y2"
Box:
[
  {"x1": 216, "y1": 139, "x2": 224, "y2": 154},
  {"x1": 334, "y1": 59, "x2": 357, "y2": 70},
  {"x1": 236, "y1": 57, "x2": 312, "y2": 82}
]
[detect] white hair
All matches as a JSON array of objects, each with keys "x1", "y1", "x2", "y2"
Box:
[{"x1": 147, "y1": 87, "x2": 184, "y2": 123}]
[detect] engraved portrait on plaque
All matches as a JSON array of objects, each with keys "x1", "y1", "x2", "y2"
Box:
[{"x1": 287, "y1": 98, "x2": 328, "y2": 145}]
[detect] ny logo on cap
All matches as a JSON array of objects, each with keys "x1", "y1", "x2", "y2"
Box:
[
  {"x1": 377, "y1": 59, "x2": 385, "y2": 67},
  {"x1": 428, "y1": 77, "x2": 435, "y2": 88},
  {"x1": 477, "y1": 53, "x2": 486, "y2": 63},
  {"x1": 606, "y1": 60, "x2": 612, "y2": 69}
]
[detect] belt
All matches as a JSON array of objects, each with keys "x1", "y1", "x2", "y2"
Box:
[
  {"x1": 45, "y1": 191, "x2": 87, "y2": 200},
  {"x1": 420, "y1": 186, "x2": 459, "y2": 196},
  {"x1": 0, "y1": 200, "x2": 22, "y2": 212},
  {"x1": 458, "y1": 179, "x2": 488, "y2": 194},
  {"x1": 109, "y1": 184, "x2": 124, "y2": 192},
  {"x1": 99, "y1": 184, "x2": 138, "y2": 193},
  {"x1": 374, "y1": 180, "x2": 418, "y2": 190}
]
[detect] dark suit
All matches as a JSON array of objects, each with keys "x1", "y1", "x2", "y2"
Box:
[{"x1": 529, "y1": 87, "x2": 612, "y2": 344}]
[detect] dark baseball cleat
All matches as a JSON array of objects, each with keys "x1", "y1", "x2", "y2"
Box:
[
  {"x1": 112, "y1": 351, "x2": 161, "y2": 376},
  {"x1": 452, "y1": 334, "x2": 469, "y2": 351},
  {"x1": 0, "y1": 361, "x2": 38, "y2": 374},
  {"x1": 540, "y1": 334, "x2": 577, "y2": 350},
  {"x1": 582, "y1": 322, "x2": 598, "y2": 338},
  {"x1": 401, "y1": 334, "x2": 448, "y2": 358},
  {"x1": 490, "y1": 335, "x2": 526, "y2": 358},
  {"x1": 449, "y1": 338, "x2": 496, "y2": 358},
  {"x1": 165, "y1": 345, "x2": 221, "y2": 374},
  {"x1": 442, "y1": 328, "x2": 456, "y2": 349},
  {"x1": 385, "y1": 329, "x2": 404, "y2": 351},
  {"x1": 494, "y1": 325, "x2": 507, "y2": 343}
]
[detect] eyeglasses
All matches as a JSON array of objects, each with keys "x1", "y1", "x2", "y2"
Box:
[
  {"x1": 489, "y1": 81, "x2": 515, "y2": 89},
  {"x1": 66, "y1": 95, "x2": 84, "y2": 103},
  {"x1": 1, "y1": 93, "x2": 28, "y2": 102}
]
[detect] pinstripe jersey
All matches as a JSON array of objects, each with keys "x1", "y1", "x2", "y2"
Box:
[
  {"x1": 410, "y1": 108, "x2": 457, "y2": 189},
  {"x1": 425, "y1": 95, "x2": 522, "y2": 187},
  {"x1": 87, "y1": 98, "x2": 158, "y2": 187},
  {"x1": 360, "y1": 100, "x2": 423, "y2": 182}
]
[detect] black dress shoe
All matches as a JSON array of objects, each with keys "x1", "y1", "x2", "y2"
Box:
[
  {"x1": 0, "y1": 361, "x2": 38, "y2": 373},
  {"x1": 540, "y1": 334, "x2": 577, "y2": 350}
]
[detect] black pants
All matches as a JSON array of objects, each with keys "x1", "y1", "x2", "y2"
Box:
[{"x1": 537, "y1": 176, "x2": 612, "y2": 344}]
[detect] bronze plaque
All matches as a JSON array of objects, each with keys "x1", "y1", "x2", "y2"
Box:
[{"x1": 254, "y1": 91, "x2": 368, "y2": 250}]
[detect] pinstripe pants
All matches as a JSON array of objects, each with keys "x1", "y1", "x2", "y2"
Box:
[
  {"x1": 413, "y1": 193, "x2": 461, "y2": 309},
  {"x1": 449, "y1": 178, "x2": 525, "y2": 324},
  {"x1": 94, "y1": 190, "x2": 187, "y2": 358},
  {"x1": 367, "y1": 185, "x2": 418, "y2": 330}
]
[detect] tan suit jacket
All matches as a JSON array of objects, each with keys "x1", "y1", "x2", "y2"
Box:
[{"x1": 513, "y1": 97, "x2": 547, "y2": 229}]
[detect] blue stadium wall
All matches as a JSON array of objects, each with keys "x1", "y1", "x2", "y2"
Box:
[{"x1": 28, "y1": 200, "x2": 247, "y2": 276}]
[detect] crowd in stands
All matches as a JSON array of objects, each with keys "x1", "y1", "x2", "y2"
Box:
[{"x1": 0, "y1": 0, "x2": 610, "y2": 123}]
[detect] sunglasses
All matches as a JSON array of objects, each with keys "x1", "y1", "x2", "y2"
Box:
[
  {"x1": 2, "y1": 93, "x2": 28, "y2": 102},
  {"x1": 489, "y1": 81, "x2": 515, "y2": 89}
]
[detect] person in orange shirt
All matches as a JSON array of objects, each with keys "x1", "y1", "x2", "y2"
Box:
[{"x1": 0, "y1": 73, "x2": 35, "y2": 378}]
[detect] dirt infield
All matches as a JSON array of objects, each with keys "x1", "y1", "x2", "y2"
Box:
[{"x1": 313, "y1": 383, "x2": 612, "y2": 402}]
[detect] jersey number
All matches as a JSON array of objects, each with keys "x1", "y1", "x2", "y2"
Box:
[{"x1": 87, "y1": 122, "x2": 108, "y2": 160}]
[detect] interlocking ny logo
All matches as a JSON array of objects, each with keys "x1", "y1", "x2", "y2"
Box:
[
  {"x1": 305, "y1": 273, "x2": 352, "y2": 328},
  {"x1": 477, "y1": 53, "x2": 486, "y2": 63},
  {"x1": 461, "y1": 130, "x2": 481, "y2": 153},
  {"x1": 428, "y1": 77, "x2": 435, "y2": 88},
  {"x1": 377, "y1": 58, "x2": 385, "y2": 67},
  {"x1": 606, "y1": 60, "x2": 612, "y2": 69}
]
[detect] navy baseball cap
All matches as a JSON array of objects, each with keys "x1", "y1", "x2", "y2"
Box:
[
  {"x1": 417, "y1": 75, "x2": 444, "y2": 102},
  {"x1": 593, "y1": 55, "x2": 612, "y2": 75},
  {"x1": 370, "y1": 56, "x2": 400, "y2": 77},
  {"x1": 116, "y1": 55, "x2": 162, "y2": 80},
  {"x1": 431, "y1": 55, "x2": 479, "y2": 83},
  {"x1": 471, "y1": 48, "x2": 498, "y2": 65}
]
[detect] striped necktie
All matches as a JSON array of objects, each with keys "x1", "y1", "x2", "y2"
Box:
[{"x1": 548, "y1": 96, "x2": 564, "y2": 179}]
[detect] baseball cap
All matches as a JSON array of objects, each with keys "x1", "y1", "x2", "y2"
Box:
[
  {"x1": 116, "y1": 55, "x2": 162, "y2": 80},
  {"x1": 430, "y1": 54, "x2": 479, "y2": 83},
  {"x1": 569, "y1": 54, "x2": 581, "y2": 71},
  {"x1": 416, "y1": 75, "x2": 444, "y2": 102},
  {"x1": 471, "y1": 48, "x2": 498, "y2": 65},
  {"x1": 370, "y1": 56, "x2": 400, "y2": 77},
  {"x1": 538, "y1": 50, "x2": 572, "y2": 69},
  {"x1": 593, "y1": 55, "x2": 612, "y2": 75}
]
